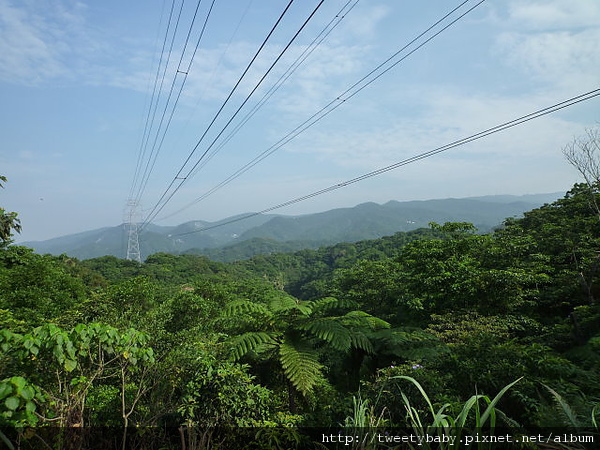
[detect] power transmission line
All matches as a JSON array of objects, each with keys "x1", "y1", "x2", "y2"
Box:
[
  {"x1": 173, "y1": 0, "x2": 255, "y2": 141},
  {"x1": 170, "y1": 87, "x2": 600, "y2": 237},
  {"x1": 129, "y1": 0, "x2": 170, "y2": 202},
  {"x1": 126, "y1": 0, "x2": 221, "y2": 260},
  {"x1": 126, "y1": 0, "x2": 181, "y2": 261},
  {"x1": 129, "y1": 0, "x2": 183, "y2": 201},
  {"x1": 157, "y1": 0, "x2": 482, "y2": 220},
  {"x1": 135, "y1": 0, "x2": 218, "y2": 203},
  {"x1": 139, "y1": 0, "x2": 298, "y2": 230},
  {"x1": 184, "y1": 0, "x2": 361, "y2": 183},
  {"x1": 140, "y1": 0, "x2": 330, "y2": 230}
]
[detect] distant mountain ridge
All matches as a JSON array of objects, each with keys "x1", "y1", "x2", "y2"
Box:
[{"x1": 21, "y1": 192, "x2": 562, "y2": 261}]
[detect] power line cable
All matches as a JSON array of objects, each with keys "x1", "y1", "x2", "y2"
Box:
[
  {"x1": 140, "y1": 0, "x2": 330, "y2": 229},
  {"x1": 168, "y1": 0, "x2": 327, "y2": 184},
  {"x1": 159, "y1": 0, "x2": 481, "y2": 220},
  {"x1": 129, "y1": 0, "x2": 178, "y2": 201},
  {"x1": 135, "y1": 0, "x2": 218, "y2": 203},
  {"x1": 176, "y1": 0, "x2": 255, "y2": 136},
  {"x1": 140, "y1": 0, "x2": 297, "y2": 229},
  {"x1": 133, "y1": 0, "x2": 188, "y2": 203},
  {"x1": 171, "y1": 87, "x2": 600, "y2": 237},
  {"x1": 184, "y1": 0, "x2": 361, "y2": 182}
]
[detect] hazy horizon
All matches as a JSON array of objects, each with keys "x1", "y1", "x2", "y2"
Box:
[{"x1": 15, "y1": 189, "x2": 564, "y2": 244}]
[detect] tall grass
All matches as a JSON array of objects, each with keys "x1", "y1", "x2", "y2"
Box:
[
  {"x1": 389, "y1": 376, "x2": 521, "y2": 450},
  {"x1": 343, "y1": 377, "x2": 600, "y2": 449},
  {"x1": 342, "y1": 394, "x2": 388, "y2": 449}
]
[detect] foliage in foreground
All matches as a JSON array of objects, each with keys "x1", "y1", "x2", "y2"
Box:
[{"x1": 1, "y1": 183, "x2": 600, "y2": 448}]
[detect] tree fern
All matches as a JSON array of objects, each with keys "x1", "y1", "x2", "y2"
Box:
[
  {"x1": 341, "y1": 310, "x2": 390, "y2": 330},
  {"x1": 308, "y1": 297, "x2": 359, "y2": 314},
  {"x1": 269, "y1": 296, "x2": 311, "y2": 316},
  {"x1": 223, "y1": 299, "x2": 272, "y2": 319},
  {"x1": 299, "y1": 318, "x2": 352, "y2": 351},
  {"x1": 230, "y1": 332, "x2": 276, "y2": 360},
  {"x1": 222, "y1": 293, "x2": 393, "y2": 398},
  {"x1": 349, "y1": 331, "x2": 374, "y2": 354},
  {"x1": 372, "y1": 328, "x2": 447, "y2": 360},
  {"x1": 279, "y1": 340, "x2": 322, "y2": 396}
]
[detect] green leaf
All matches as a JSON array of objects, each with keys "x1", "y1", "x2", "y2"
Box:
[
  {"x1": 19, "y1": 386, "x2": 34, "y2": 401},
  {"x1": 65, "y1": 341, "x2": 76, "y2": 360},
  {"x1": 349, "y1": 332, "x2": 374, "y2": 354},
  {"x1": 0, "y1": 383, "x2": 12, "y2": 400},
  {"x1": 279, "y1": 341, "x2": 322, "y2": 396},
  {"x1": 269, "y1": 296, "x2": 309, "y2": 314},
  {"x1": 309, "y1": 297, "x2": 358, "y2": 314},
  {"x1": 478, "y1": 377, "x2": 522, "y2": 427},
  {"x1": 4, "y1": 396, "x2": 20, "y2": 411},
  {"x1": 300, "y1": 318, "x2": 351, "y2": 351},
  {"x1": 542, "y1": 383, "x2": 580, "y2": 427},
  {"x1": 64, "y1": 359, "x2": 77, "y2": 372},
  {"x1": 52, "y1": 346, "x2": 65, "y2": 363},
  {"x1": 0, "y1": 428, "x2": 15, "y2": 450},
  {"x1": 230, "y1": 332, "x2": 276, "y2": 360},
  {"x1": 342, "y1": 310, "x2": 390, "y2": 329},
  {"x1": 9, "y1": 377, "x2": 26, "y2": 390}
]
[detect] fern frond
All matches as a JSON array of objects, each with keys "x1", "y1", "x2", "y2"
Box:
[
  {"x1": 279, "y1": 341, "x2": 322, "y2": 396},
  {"x1": 349, "y1": 331, "x2": 374, "y2": 354},
  {"x1": 371, "y1": 328, "x2": 410, "y2": 345},
  {"x1": 309, "y1": 297, "x2": 359, "y2": 314},
  {"x1": 341, "y1": 310, "x2": 390, "y2": 330},
  {"x1": 543, "y1": 383, "x2": 581, "y2": 427},
  {"x1": 223, "y1": 299, "x2": 272, "y2": 319},
  {"x1": 269, "y1": 295, "x2": 298, "y2": 312},
  {"x1": 270, "y1": 296, "x2": 312, "y2": 316},
  {"x1": 299, "y1": 318, "x2": 351, "y2": 351},
  {"x1": 230, "y1": 332, "x2": 277, "y2": 360}
]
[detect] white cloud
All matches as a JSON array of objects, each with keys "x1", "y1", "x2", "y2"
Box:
[
  {"x1": 0, "y1": 0, "x2": 67, "y2": 82},
  {"x1": 173, "y1": 3, "x2": 387, "y2": 117},
  {"x1": 287, "y1": 88, "x2": 587, "y2": 176},
  {"x1": 494, "y1": 0, "x2": 600, "y2": 91},
  {"x1": 272, "y1": 44, "x2": 370, "y2": 117},
  {"x1": 0, "y1": 0, "x2": 150, "y2": 87},
  {"x1": 508, "y1": 0, "x2": 600, "y2": 30},
  {"x1": 497, "y1": 28, "x2": 600, "y2": 90},
  {"x1": 336, "y1": 4, "x2": 390, "y2": 40}
]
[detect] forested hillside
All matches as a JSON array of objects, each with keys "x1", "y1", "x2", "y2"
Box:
[
  {"x1": 1, "y1": 183, "x2": 599, "y2": 448},
  {"x1": 21, "y1": 194, "x2": 559, "y2": 261}
]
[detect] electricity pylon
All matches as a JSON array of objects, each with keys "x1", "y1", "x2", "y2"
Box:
[{"x1": 125, "y1": 200, "x2": 142, "y2": 263}]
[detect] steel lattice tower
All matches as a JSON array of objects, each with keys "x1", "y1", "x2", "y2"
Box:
[{"x1": 125, "y1": 200, "x2": 142, "y2": 263}]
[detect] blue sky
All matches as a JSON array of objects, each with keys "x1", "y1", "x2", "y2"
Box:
[{"x1": 1, "y1": 0, "x2": 599, "y2": 242}]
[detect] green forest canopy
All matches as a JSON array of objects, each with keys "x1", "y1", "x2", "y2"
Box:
[{"x1": 1, "y1": 182, "x2": 599, "y2": 447}]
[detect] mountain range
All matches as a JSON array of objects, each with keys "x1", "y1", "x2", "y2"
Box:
[{"x1": 21, "y1": 192, "x2": 562, "y2": 261}]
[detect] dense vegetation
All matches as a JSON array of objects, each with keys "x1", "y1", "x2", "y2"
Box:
[{"x1": 1, "y1": 182, "x2": 600, "y2": 448}]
